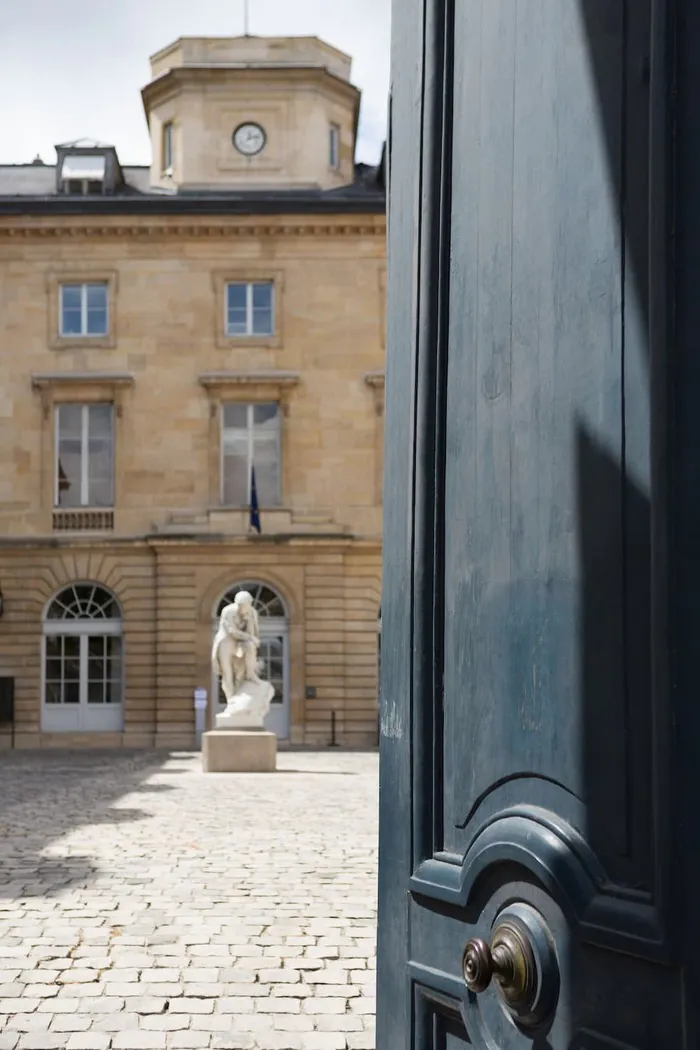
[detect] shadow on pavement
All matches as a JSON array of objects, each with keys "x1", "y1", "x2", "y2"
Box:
[{"x1": 0, "y1": 749, "x2": 177, "y2": 900}]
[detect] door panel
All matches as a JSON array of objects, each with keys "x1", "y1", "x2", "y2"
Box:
[{"x1": 378, "y1": 0, "x2": 687, "y2": 1046}]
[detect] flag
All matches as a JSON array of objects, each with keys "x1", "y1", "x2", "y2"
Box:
[{"x1": 249, "y1": 466, "x2": 261, "y2": 533}]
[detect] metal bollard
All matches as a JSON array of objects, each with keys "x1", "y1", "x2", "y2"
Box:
[{"x1": 193, "y1": 687, "x2": 208, "y2": 748}]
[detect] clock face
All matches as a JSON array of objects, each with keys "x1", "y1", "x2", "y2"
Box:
[{"x1": 232, "y1": 122, "x2": 266, "y2": 156}]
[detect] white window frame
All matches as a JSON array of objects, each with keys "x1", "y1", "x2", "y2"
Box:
[
  {"x1": 54, "y1": 403, "x2": 114, "y2": 508},
  {"x1": 59, "y1": 282, "x2": 109, "y2": 337},
  {"x1": 41, "y1": 583, "x2": 123, "y2": 734},
  {"x1": 224, "y1": 281, "x2": 274, "y2": 337},
  {"x1": 329, "y1": 124, "x2": 340, "y2": 169},
  {"x1": 162, "y1": 121, "x2": 173, "y2": 173},
  {"x1": 219, "y1": 402, "x2": 281, "y2": 507}
]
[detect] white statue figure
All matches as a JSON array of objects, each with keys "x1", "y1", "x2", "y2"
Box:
[{"x1": 211, "y1": 591, "x2": 274, "y2": 730}]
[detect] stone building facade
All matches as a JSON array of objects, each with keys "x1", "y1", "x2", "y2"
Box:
[{"x1": 0, "y1": 36, "x2": 385, "y2": 749}]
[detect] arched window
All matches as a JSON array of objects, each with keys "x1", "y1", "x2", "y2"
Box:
[
  {"x1": 42, "y1": 583, "x2": 123, "y2": 733},
  {"x1": 213, "y1": 580, "x2": 289, "y2": 738},
  {"x1": 216, "y1": 581, "x2": 288, "y2": 619}
]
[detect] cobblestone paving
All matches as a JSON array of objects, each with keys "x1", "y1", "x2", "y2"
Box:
[{"x1": 0, "y1": 750, "x2": 378, "y2": 1050}]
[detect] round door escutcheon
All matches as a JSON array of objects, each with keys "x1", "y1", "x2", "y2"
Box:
[{"x1": 462, "y1": 903, "x2": 559, "y2": 1029}]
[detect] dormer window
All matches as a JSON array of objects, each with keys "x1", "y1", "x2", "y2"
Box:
[
  {"x1": 54, "y1": 141, "x2": 123, "y2": 196},
  {"x1": 329, "y1": 124, "x2": 340, "y2": 170},
  {"x1": 60, "y1": 154, "x2": 106, "y2": 195},
  {"x1": 162, "y1": 122, "x2": 174, "y2": 174}
]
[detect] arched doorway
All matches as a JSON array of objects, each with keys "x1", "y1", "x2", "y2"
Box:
[
  {"x1": 42, "y1": 583, "x2": 123, "y2": 733},
  {"x1": 213, "y1": 580, "x2": 290, "y2": 738}
]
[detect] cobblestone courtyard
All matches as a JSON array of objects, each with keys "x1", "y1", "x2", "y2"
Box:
[{"x1": 0, "y1": 750, "x2": 378, "y2": 1050}]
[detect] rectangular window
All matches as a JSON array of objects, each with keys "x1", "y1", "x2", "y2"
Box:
[
  {"x1": 59, "y1": 282, "x2": 108, "y2": 337},
  {"x1": 221, "y1": 402, "x2": 280, "y2": 507},
  {"x1": 162, "y1": 122, "x2": 173, "y2": 172},
  {"x1": 225, "y1": 281, "x2": 274, "y2": 337},
  {"x1": 329, "y1": 124, "x2": 340, "y2": 169},
  {"x1": 55, "y1": 403, "x2": 114, "y2": 508}
]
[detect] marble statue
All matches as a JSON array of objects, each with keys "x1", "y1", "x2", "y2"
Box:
[{"x1": 211, "y1": 591, "x2": 274, "y2": 730}]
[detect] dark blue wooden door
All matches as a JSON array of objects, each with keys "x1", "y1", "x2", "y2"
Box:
[{"x1": 378, "y1": 0, "x2": 700, "y2": 1046}]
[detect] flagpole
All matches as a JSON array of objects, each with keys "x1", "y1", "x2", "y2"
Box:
[{"x1": 243, "y1": 0, "x2": 249, "y2": 36}]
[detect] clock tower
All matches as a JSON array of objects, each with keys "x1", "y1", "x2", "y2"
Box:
[{"x1": 141, "y1": 36, "x2": 361, "y2": 193}]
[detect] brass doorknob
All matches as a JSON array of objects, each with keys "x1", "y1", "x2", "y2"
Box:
[
  {"x1": 462, "y1": 905, "x2": 559, "y2": 1029},
  {"x1": 463, "y1": 919, "x2": 534, "y2": 1001}
]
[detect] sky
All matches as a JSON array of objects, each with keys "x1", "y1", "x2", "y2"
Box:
[{"x1": 0, "y1": 0, "x2": 391, "y2": 167}]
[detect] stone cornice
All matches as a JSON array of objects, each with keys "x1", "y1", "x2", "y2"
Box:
[
  {"x1": 142, "y1": 64, "x2": 361, "y2": 115},
  {"x1": 199, "y1": 371, "x2": 300, "y2": 389},
  {"x1": 31, "y1": 372, "x2": 135, "y2": 389},
  {"x1": 0, "y1": 217, "x2": 385, "y2": 240}
]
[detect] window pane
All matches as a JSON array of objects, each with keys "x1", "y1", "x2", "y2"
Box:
[
  {"x1": 252, "y1": 405, "x2": 280, "y2": 505},
  {"x1": 61, "y1": 308, "x2": 83, "y2": 335},
  {"x1": 253, "y1": 432, "x2": 279, "y2": 462},
  {"x1": 226, "y1": 284, "x2": 248, "y2": 334},
  {"x1": 45, "y1": 682, "x2": 61, "y2": 705},
  {"x1": 64, "y1": 657, "x2": 80, "y2": 682},
  {"x1": 222, "y1": 403, "x2": 248, "y2": 429},
  {"x1": 87, "y1": 405, "x2": 114, "y2": 506},
  {"x1": 329, "y1": 126, "x2": 339, "y2": 168},
  {"x1": 60, "y1": 285, "x2": 83, "y2": 335},
  {"x1": 63, "y1": 636, "x2": 80, "y2": 659},
  {"x1": 88, "y1": 636, "x2": 105, "y2": 681},
  {"x1": 163, "y1": 123, "x2": 173, "y2": 169},
  {"x1": 57, "y1": 404, "x2": 82, "y2": 438},
  {"x1": 222, "y1": 402, "x2": 251, "y2": 504},
  {"x1": 75, "y1": 585, "x2": 97, "y2": 613},
  {"x1": 56, "y1": 449, "x2": 81, "y2": 505},
  {"x1": 86, "y1": 307, "x2": 107, "y2": 336},
  {"x1": 254, "y1": 458, "x2": 280, "y2": 506},
  {"x1": 263, "y1": 637, "x2": 284, "y2": 704},
  {"x1": 45, "y1": 659, "x2": 62, "y2": 680},
  {"x1": 107, "y1": 637, "x2": 122, "y2": 682},
  {"x1": 105, "y1": 680, "x2": 121, "y2": 705},
  {"x1": 86, "y1": 480, "x2": 111, "y2": 507},
  {"x1": 56, "y1": 405, "x2": 83, "y2": 508},
  {"x1": 86, "y1": 284, "x2": 107, "y2": 310},
  {"x1": 88, "y1": 659, "x2": 104, "y2": 682},
  {"x1": 251, "y1": 285, "x2": 273, "y2": 335},
  {"x1": 87, "y1": 680, "x2": 104, "y2": 705},
  {"x1": 227, "y1": 310, "x2": 248, "y2": 335},
  {"x1": 63, "y1": 680, "x2": 80, "y2": 705},
  {"x1": 86, "y1": 284, "x2": 108, "y2": 335},
  {"x1": 251, "y1": 309, "x2": 272, "y2": 335},
  {"x1": 222, "y1": 450, "x2": 248, "y2": 505},
  {"x1": 253, "y1": 403, "x2": 278, "y2": 429},
  {"x1": 227, "y1": 283, "x2": 247, "y2": 309},
  {"x1": 61, "y1": 285, "x2": 82, "y2": 310},
  {"x1": 222, "y1": 429, "x2": 248, "y2": 457},
  {"x1": 45, "y1": 635, "x2": 61, "y2": 657},
  {"x1": 251, "y1": 283, "x2": 272, "y2": 309}
]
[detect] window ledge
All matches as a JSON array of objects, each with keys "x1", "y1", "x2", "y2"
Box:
[
  {"x1": 52, "y1": 335, "x2": 114, "y2": 351},
  {"x1": 220, "y1": 334, "x2": 282, "y2": 350}
]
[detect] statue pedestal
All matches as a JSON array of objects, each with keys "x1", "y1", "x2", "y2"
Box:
[
  {"x1": 203, "y1": 678, "x2": 276, "y2": 772},
  {"x1": 202, "y1": 729, "x2": 277, "y2": 773}
]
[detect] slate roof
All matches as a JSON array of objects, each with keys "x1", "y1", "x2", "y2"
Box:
[{"x1": 0, "y1": 159, "x2": 385, "y2": 216}]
